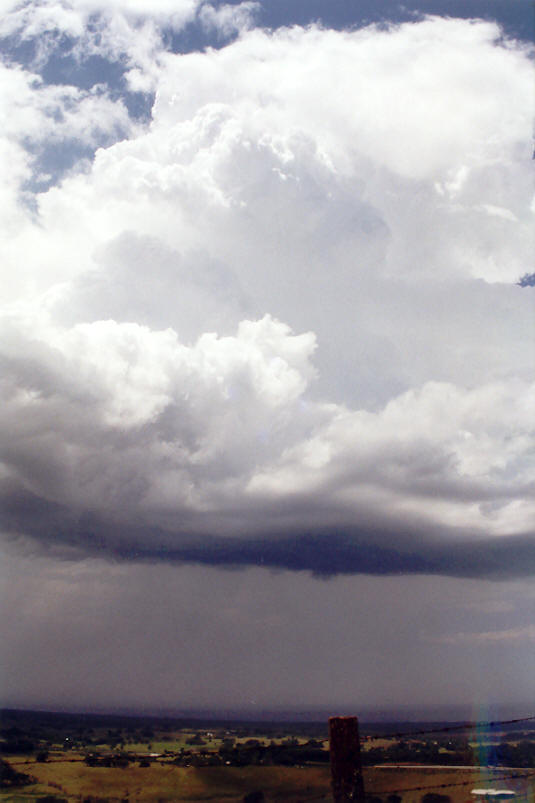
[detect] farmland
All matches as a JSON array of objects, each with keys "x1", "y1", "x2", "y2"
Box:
[{"x1": 1, "y1": 710, "x2": 534, "y2": 802}]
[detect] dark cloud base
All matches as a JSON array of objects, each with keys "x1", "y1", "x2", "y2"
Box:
[
  {"x1": 2, "y1": 483, "x2": 534, "y2": 580},
  {"x1": 117, "y1": 531, "x2": 535, "y2": 581}
]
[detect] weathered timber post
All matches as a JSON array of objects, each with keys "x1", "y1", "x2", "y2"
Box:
[{"x1": 329, "y1": 716, "x2": 365, "y2": 802}]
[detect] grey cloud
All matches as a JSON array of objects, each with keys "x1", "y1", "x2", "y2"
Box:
[
  {"x1": 1, "y1": 18, "x2": 533, "y2": 590},
  {"x1": 1, "y1": 305, "x2": 532, "y2": 576},
  {"x1": 112, "y1": 529, "x2": 535, "y2": 582},
  {"x1": 1, "y1": 12, "x2": 535, "y2": 717},
  {"x1": 2, "y1": 480, "x2": 534, "y2": 580}
]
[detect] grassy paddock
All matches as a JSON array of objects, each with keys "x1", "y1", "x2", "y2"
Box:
[
  {"x1": 0, "y1": 761, "x2": 331, "y2": 801},
  {"x1": 2, "y1": 760, "x2": 534, "y2": 802}
]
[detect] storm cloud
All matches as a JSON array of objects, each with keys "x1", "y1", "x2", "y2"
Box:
[
  {"x1": 1, "y1": 0, "x2": 535, "y2": 718},
  {"x1": 1, "y1": 8, "x2": 534, "y2": 582}
]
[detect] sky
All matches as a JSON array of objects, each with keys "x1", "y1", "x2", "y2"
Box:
[{"x1": 0, "y1": 0, "x2": 534, "y2": 719}]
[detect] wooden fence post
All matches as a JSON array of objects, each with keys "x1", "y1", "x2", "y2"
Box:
[{"x1": 329, "y1": 716, "x2": 366, "y2": 802}]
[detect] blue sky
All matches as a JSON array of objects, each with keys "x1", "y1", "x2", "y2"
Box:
[{"x1": 0, "y1": 0, "x2": 534, "y2": 715}]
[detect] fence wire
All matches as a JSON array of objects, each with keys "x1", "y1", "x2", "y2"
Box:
[
  {"x1": 365, "y1": 715, "x2": 535, "y2": 742},
  {"x1": 366, "y1": 767, "x2": 535, "y2": 797}
]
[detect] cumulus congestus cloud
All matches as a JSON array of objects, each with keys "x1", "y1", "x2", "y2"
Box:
[
  {"x1": 1, "y1": 11, "x2": 534, "y2": 579},
  {"x1": 2, "y1": 309, "x2": 534, "y2": 575}
]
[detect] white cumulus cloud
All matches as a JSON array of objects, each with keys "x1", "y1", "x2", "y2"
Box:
[{"x1": 0, "y1": 15, "x2": 534, "y2": 574}]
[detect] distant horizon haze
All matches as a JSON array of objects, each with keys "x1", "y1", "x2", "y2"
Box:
[{"x1": 2, "y1": 701, "x2": 533, "y2": 725}]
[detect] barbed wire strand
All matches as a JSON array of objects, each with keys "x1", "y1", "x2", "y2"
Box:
[
  {"x1": 302, "y1": 769, "x2": 535, "y2": 803},
  {"x1": 365, "y1": 715, "x2": 535, "y2": 742},
  {"x1": 366, "y1": 767, "x2": 535, "y2": 797}
]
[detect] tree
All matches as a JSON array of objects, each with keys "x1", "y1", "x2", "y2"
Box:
[
  {"x1": 421, "y1": 794, "x2": 452, "y2": 803},
  {"x1": 243, "y1": 792, "x2": 264, "y2": 803}
]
